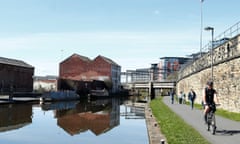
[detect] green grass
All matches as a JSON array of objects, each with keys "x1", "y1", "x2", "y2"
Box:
[
  {"x1": 215, "y1": 109, "x2": 240, "y2": 121},
  {"x1": 150, "y1": 97, "x2": 210, "y2": 144},
  {"x1": 186, "y1": 102, "x2": 240, "y2": 121}
]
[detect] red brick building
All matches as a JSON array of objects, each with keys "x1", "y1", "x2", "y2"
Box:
[
  {"x1": 0, "y1": 57, "x2": 34, "y2": 93},
  {"x1": 59, "y1": 54, "x2": 121, "y2": 93}
]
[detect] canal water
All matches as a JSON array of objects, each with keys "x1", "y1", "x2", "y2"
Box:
[{"x1": 0, "y1": 97, "x2": 148, "y2": 144}]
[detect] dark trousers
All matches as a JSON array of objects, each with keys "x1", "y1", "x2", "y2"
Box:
[
  {"x1": 171, "y1": 95, "x2": 174, "y2": 104},
  {"x1": 190, "y1": 100, "x2": 194, "y2": 109},
  {"x1": 179, "y1": 98, "x2": 182, "y2": 104}
]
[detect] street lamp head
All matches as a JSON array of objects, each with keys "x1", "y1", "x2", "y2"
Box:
[{"x1": 204, "y1": 26, "x2": 214, "y2": 31}]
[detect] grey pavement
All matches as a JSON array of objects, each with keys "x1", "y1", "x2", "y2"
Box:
[{"x1": 163, "y1": 96, "x2": 240, "y2": 144}]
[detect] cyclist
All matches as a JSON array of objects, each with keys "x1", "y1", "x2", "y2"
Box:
[{"x1": 202, "y1": 81, "x2": 220, "y2": 123}]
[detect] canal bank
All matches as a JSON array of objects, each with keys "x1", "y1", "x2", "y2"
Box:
[{"x1": 145, "y1": 102, "x2": 167, "y2": 144}]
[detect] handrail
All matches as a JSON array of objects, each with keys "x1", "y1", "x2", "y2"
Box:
[{"x1": 201, "y1": 21, "x2": 240, "y2": 53}]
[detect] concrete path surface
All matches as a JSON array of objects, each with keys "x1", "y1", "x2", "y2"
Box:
[{"x1": 163, "y1": 96, "x2": 240, "y2": 144}]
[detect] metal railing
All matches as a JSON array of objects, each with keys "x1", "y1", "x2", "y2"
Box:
[{"x1": 201, "y1": 21, "x2": 240, "y2": 53}]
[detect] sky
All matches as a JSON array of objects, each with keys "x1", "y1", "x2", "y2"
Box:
[{"x1": 0, "y1": 0, "x2": 239, "y2": 76}]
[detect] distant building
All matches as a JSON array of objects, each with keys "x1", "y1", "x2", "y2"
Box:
[
  {"x1": 59, "y1": 54, "x2": 121, "y2": 93},
  {"x1": 0, "y1": 57, "x2": 34, "y2": 93},
  {"x1": 123, "y1": 58, "x2": 191, "y2": 83},
  {"x1": 129, "y1": 68, "x2": 150, "y2": 82},
  {"x1": 150, "y1": 63, "x2": 159, "y2": 81},
  {"x1": 33, "y1": 76, "x2": 58, "y2": 92},
  {"x1": 158, "y1": 57, "x2": 191, "y2": 80},
  {"x1": 125, "y1": 64, "x2": 158, "y2": 82},
  {"x1": 125, "y1": 64, "x2": 159, "y2": 83}
]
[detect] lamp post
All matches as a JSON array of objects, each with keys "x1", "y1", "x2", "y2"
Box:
[
  {"x1": 200, "y1": 0, "x2": 204, "y2": 56},
  {"x1": 204, "y1": 26, "x2": 214, "y2": 81}
]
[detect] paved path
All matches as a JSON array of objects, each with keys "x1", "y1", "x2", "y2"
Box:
[{"x1": 163, "y1": 96, "x2": 240, "y2": 144}]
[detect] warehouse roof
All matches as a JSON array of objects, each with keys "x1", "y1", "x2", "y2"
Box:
[
  {"x1": 97, "y1": 55, "x2": 120, "y2": 66},
  {"x1": 0, "y1": 57, "x2": 34, "y2": 68}
]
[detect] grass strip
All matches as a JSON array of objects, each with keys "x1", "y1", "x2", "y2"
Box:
[
  {"x1": 150, "y1": 97, "x2": 210, "y2": 144},
  {"x1": 215, "y1": 109, "x2": 240, "y2": 121},
  {"x1": 186, "y1": 102, "x2": 240, "y2": 121}
]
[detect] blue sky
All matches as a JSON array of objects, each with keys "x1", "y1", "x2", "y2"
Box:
[{"x1": 0, "y1": 0, "x2": 239, "y2": 76}]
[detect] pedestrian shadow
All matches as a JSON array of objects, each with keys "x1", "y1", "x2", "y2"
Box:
[{"x1": 216, "y1": 129, "x2": 240, "y2": 136}]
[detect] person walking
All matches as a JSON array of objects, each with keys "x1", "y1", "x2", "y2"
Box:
[
  {"x1": 188, "y1": 89, "x2": 196, "y2": 109},
  {"x1": 202, "y1": 81, "x2": 220, "y2": 123},
  {"x1": 178, "y1": 91, "x2": 185, "y2": 104},
  {"x1": 170, "y1": 89, "x2": 175, "y2": 104}
]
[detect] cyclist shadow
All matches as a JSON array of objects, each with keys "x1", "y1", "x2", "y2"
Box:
[{"x1": 216, "y1": 129, "x2": 240, "y2": 136}]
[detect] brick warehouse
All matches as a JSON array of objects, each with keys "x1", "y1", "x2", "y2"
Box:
[
  {"x1": 0, "y1": 57, "x2": 34, "y2": 93},
  {"x1": 59, "y1": 54, "x2": 121, "y2": 93}
]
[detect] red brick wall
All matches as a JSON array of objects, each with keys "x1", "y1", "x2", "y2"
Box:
[
  {"x1": 59, "y1": 55, "x2": 90, "y2": 80},
  {"x1": 91, "y1": 56, "x2": 111, "y2": 76},
  {"x1": 59, "y1": 55, "x2": 112, "y2": 81}
]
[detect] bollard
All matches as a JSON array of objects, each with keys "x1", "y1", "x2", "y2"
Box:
[{"x1": 160, "y1": 139, "x2": 165, "y2": 144}]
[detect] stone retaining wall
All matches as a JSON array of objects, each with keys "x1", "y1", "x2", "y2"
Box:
[{"x1": 177, "y1": 34, "x2": 240, "y2": 113}]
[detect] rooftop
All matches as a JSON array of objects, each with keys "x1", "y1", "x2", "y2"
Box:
[{"x1": 0, "y1": 57, "x2": 33, "y2": 68}]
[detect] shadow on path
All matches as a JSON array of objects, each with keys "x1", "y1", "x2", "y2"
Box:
[{"x1": 216, "y1": 129, "x2": 240, "y2": 136}]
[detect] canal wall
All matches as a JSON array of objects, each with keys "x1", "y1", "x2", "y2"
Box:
[{"x1": 177, "y1": 34, "x2": 240, "y2": 112}]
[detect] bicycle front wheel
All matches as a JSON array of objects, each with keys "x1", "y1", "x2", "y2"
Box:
[{"x1": 211, "y1": 114, "x2": 216, "y2": 135}]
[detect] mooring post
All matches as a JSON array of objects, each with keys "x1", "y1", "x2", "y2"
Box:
[{"x1": 160, "y1": 139, "x2": 165, "y2": 144}]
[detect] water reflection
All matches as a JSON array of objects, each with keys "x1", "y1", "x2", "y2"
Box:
[
  {"x1": 41, "y1": 98, "x2": 120, "y2": 136},
  {"x1": 0, "y1": 104, "x2": 32, "y2": 132},
  {"x1": 41, "y1": 101, "x2": 79, "y2": 111},
  {"x1": 0, "y1": 97, "x2": 148, "y2": 144}
]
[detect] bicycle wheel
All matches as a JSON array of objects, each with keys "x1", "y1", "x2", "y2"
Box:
[
  {"x1": 211, "y1": 114, "x2": 216, "y2": 135},
  {"x1": 207, "y1": 123, "x2": 210, "y2": 131},
  {"x1": 207, "y1": 113, "x2": 211, "y2": 131}
]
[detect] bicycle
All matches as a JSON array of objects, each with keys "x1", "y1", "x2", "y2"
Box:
[{"x1": 206, "y1": 103, "x2": 220, "y2": 135}]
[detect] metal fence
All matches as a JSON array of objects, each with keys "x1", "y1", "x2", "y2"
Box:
[{"x1": 201, "y1": 21, "x2": 240, "y2": 53}]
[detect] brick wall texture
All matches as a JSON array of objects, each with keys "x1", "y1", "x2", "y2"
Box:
[
  {"x1": 59, "y1": 54, "x2": 121, "y2": 92},
  {"x1": 60, "y1": 54, "x2": 112, "y2": 81}
]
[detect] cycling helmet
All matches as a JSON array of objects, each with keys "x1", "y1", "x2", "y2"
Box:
[{"x1": 207, "y1": 81, "x2": 213, "y2": 86}]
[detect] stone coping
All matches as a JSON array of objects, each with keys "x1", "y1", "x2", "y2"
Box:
[{"x1": 145, "y1": 103, "x2": 167, "y2": 144}]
